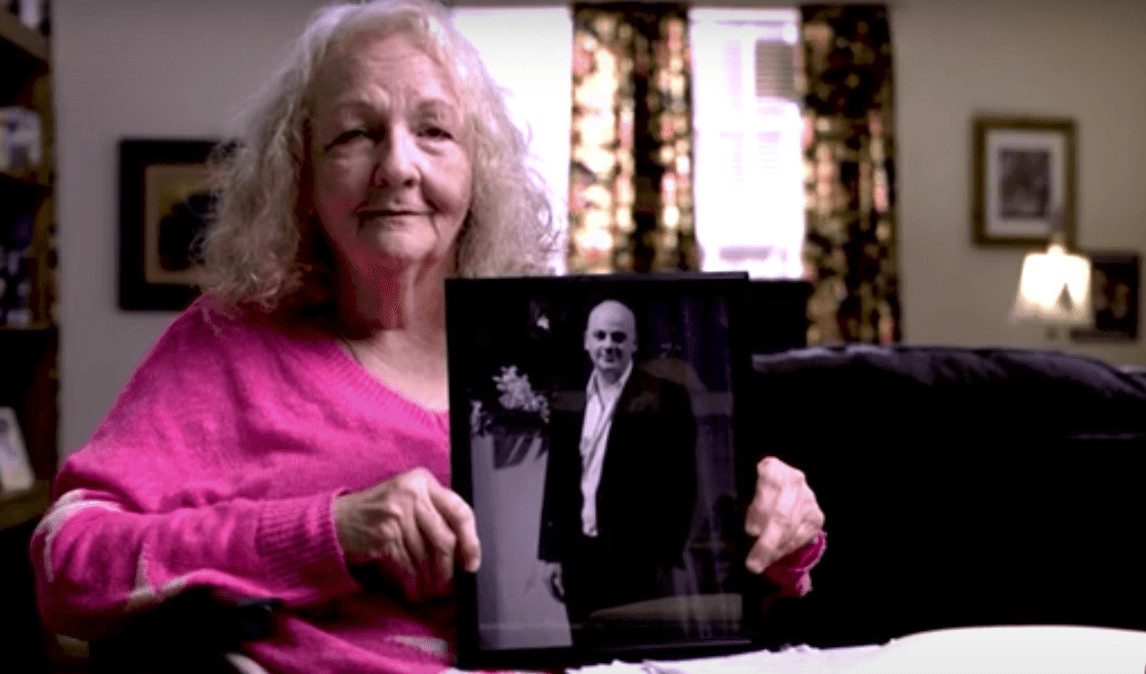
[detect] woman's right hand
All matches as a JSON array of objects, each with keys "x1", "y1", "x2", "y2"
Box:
[{"x1": 334, "y1": 467, "x2": 481, "y2": 603}]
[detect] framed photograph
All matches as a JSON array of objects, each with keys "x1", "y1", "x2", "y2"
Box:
[
  {"x1": 0, "y1": 406, "x2": 35, "y2": 493},
  {"x1": 972, "y1": 117, "x2": 1076, "y2": 248},
  {"x1": 1071, "y1": 252, "x2": 1140, "y2": 343},
  {"x1": 447, "y1": 272, "x2": 777, "y2": 670},
  {"x1": 118, "y1": 139, "x2": 227, "y2": 311}
]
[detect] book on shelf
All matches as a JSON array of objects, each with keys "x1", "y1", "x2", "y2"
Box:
[
  {"x1": 0, "y1": 107, "x2": 44, "y2": 176},
  {"x1": 0, "y1": 211, "x2": 34, "y2": 327}
]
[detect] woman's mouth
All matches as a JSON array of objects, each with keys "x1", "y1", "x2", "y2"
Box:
[
  {"x1": 359, "y1": 210, "x2": 427, "y2": 219},
  {"x1": 357, "y1": 210, "x2": 431, "y2": 229}
]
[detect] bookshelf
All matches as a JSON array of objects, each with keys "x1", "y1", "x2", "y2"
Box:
[
  {"x1": 0, "y1": 1, "x2": 57, "y2": 494},
  {"x1": 0, "y1": 6, "x2": 59, "y2": 671}
]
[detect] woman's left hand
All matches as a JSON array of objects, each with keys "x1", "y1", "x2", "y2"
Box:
[{"x1": 744, "y1": 456, "x2": 824, "y2": 574}]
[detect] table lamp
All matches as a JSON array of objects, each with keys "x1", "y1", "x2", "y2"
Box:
[{"x1": 1011, "y1": 234, "x2": 1092, "y2": 339}]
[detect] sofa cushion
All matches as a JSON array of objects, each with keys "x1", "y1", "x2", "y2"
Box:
[{"x1": 747, "y1": 346, "x2": 1146, "y2": 647}]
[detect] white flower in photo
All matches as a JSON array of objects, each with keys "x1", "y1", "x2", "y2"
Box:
[{"x1": 493, "y1": 366, "x2": 550, "y2": 423}]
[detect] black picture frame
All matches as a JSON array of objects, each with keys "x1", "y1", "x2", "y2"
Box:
[
  {"x1": 446, "y1": 272, "x2": 769, "y2": 671},
  {"x1": 1071, "y1": 252, "x2": 1140, "y2": 343},
  {"x1": 972, "y1": 117, "x2": 1077, "y2": 248},
  {"x1": 118, "y1": 138, "x2": 223, "y2": 311}
]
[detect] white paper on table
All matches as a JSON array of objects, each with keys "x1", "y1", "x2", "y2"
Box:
[
  {"x1": 565, "y1": 644, "x2": 885, "y2": 674},
  {"x1": 566, "y1": 626, "x2": 1146, "y2": 673},
  {"x1": 839, "y1": 625, "x2": 1146, "y2": 674},
  {"x1": 0, "y1": 406, "x2": 35, "y2": 493},
  {"x1": 648, "y1": 644, "x2": 884, "y2": 674},
  {"x1": 566, "y1": 661, "x2": 656, "y2": 674}
]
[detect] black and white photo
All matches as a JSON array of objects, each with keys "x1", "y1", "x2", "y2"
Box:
[
  {"x1": 447, "y1": 273, "x2": 756, "y2": 668},
  {"x1": 537, "y1": 297, "x2": 699, "y2": 649},
  {"x1": 998, "y1": 149, "x2": 1050, "y2": 219},
  {"x1": 973, "y1": 117, "x2": 1076, "y2": 248}
]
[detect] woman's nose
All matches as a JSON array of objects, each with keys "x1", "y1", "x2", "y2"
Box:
[{"x1": 372, "y1": 128, "x2": 418, "y2": 187}]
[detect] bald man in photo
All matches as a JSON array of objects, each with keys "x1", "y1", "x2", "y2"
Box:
[{"x1": 538, "y1": 299, "x2": 698, "y2": 643}]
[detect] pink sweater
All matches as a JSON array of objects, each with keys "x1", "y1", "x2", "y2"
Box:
[{"x1": 31, "y1": 298, "x2": 824, "y2": 673}]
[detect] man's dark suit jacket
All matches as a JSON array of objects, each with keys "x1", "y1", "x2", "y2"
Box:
[{"x1": 538, "y1": 366, "x2": 698, "y2": 618}]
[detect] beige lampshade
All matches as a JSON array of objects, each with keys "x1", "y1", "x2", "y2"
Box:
[{"x1": 1011, "y1": 241, "x2": 1093, "y2": 326}]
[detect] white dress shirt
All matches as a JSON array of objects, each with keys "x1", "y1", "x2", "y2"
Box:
[{"x1": 579, "y1": 361, "x2": 633, "y2": 537}]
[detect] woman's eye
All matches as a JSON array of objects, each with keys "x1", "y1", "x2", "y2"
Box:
[
  {"x1": 329, "y1": 128, "x2": 371, "y2": 148},
  {"x1": 421, "y1": 126, "x2": 452, "y2": 140}
]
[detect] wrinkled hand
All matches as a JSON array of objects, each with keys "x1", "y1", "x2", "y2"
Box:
[
  {"x1": 744, "y1": 457, "x2": 824, "y2": 574},
  {"x1": 334, "y1": 467, "x2": 481, "y2": 603}
]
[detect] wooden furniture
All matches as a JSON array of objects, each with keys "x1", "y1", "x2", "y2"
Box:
[
  {"x1": 1, "y1": 7, "x2": 64, "y2": 672},
  {"x1": 0, "y1": 0, "x2": 57, "y2": 469}
]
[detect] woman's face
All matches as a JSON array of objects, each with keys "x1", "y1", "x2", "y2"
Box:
[{"x1": 309, "y1": 33, "x2": 472, "y2": 276}]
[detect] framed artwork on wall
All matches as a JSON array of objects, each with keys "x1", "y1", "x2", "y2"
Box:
[
  {"x1": 118, "y1": 139, "x2": 228, "y2": 311},
  {"x1": 1071, "y1": 252, "x2": 1140, "y2": 343},
  {"x1": 972, "y1": 117, "x2": 1076, "y2": 248}
]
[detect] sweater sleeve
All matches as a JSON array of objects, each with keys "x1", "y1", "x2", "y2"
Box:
[
  {"x1": 29, "y1": 307, "x2": 360, "y2": 640},
  {"x1": 762, "y1": 531, "x2": 826, "y2": 597}
]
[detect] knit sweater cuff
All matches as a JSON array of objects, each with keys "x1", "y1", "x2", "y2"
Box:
[
  {"x1": 763, "y1": 531, "x2": 827, "y2": 597},
  {"x1": 258, "y1": 492, "x2": 360, "y2": 605}
]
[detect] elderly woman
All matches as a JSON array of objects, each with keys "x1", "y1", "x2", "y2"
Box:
[{"x1": 31, "y1": 1, "x2": 825, "y2": 672}]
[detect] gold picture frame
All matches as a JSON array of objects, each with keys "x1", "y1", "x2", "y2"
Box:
[{"x1": 972, "y1": 117, "x2": 1076, "y2": 248}]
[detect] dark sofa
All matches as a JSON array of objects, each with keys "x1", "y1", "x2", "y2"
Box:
[{"x1": 748, "y1": 344, "x2": 1146, "y2": 648}]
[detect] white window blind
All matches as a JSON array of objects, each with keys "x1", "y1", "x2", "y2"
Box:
[{"x1": 689, "y1": 9, "x2": 805, "y2": 279}]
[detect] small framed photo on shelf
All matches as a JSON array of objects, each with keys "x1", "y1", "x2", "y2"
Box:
[
  {"x1": 972, "y1": 117, "x2": 1076, "y2": 248},
  {"x1": 118, "y1": 139, "x2": 231, "y2": 311},
  {"x1": 1071, "y1": 252, "x2": 1140, "y2": 343},
  {"x1": 0, "y1": 406, "x2": 34, "y2": 494}
]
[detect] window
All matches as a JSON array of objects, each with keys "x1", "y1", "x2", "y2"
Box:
[
  {"x1": 454, "y1": 6, "x2": 805, "y2": 278},
  {"x1": 451, "y1": 6, "x2": 574, "y2": 274},
  {"x1": 689, "y1": 9, "x2": 805, "y2": 279}
]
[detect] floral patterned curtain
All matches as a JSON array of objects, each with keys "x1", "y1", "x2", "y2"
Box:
[
  {"x1": 566, "y1": 4, "x2": 900, "y2": 344},
  {"x1": 800, "y1": 5, "x2": 899, "y2": 344},
  {"x1": 568, "y1": 3, "x2": 698, "y2": 274}
]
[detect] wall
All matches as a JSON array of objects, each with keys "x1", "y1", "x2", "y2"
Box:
[
  {"x1": 55, "y1": 0, "x2": 1146, "y2": 456},
  {"x1": 686, "y1": 0, "x2": 1146, "y2": 361},
  {"x1": 54, "y1": 1, "x2": 331, "y2": 456},
  {"x1": 894, "y1": 0, "x2": 1146, "y2": 363}
]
